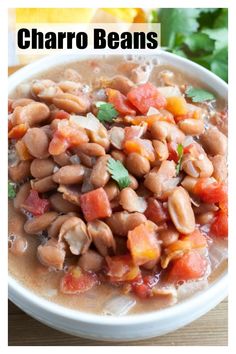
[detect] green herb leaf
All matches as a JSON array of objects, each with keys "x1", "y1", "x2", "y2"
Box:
[
  {"x1": 185, "y1": 86, "x2": 215, "y2": 103},
  {"x1": 184, "y1": 32, "x2": 215, "y2": 54},
  {"x1": 107, "y1": 158, "x2": 131, "y2": 189},
  {"x1": 176, "y1": 144, "x2": 184, "y2": 175},
  {"x1": 8, "y1": 181, "x2": 16, "y2": 199},
  {"x1": 96, "y1": 102, "x2": 118, "y2": 123}
]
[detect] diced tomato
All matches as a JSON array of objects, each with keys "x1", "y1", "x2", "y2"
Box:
[
  {"x1": 15, "y1": 140, "x2": 32, "y2": 160},
  {"x1": 210, "y1": 210, "x2": 228, "y2": 238},
  {"x1": 167, "y1": 251, "x2": 207, "y2": 283},
  {"x1": 51, "y1": 110, "x2": 70, "y2": 120},
  {"x1": 21, "y1": 190, "x2": 50, "y2": 216},
  {"x1": 49, "y1": 120, "x2": 88, "y2": 155},
  {"x1": 80, "y1": 187, "x2": 112, "y2": 222},
  {"x1": 144, "y1": 198, "x2": 169, "y2": 224},
  {"x1": 106, "y1": 255, "x2": 140, "y2": 282},
  {"x1": 131, "y1": 274, "x2": 159, "y2": 299},
  {"x1": 127, "y1": 83, "x2": 167, "y2": 114},
  {"x1": 106, "y1": 88, "x2": 136, "y2": 116},
  {"x1": 181, "y1": 229, "x2": 208, "y2": 249},
  {"x1": 124, "y1": 138, "x2": 155, "y2": 162},
  {"x1": 127, "y1": 221, "x2": 160, "y2": 266},
  {"x1": 60, "y1": 266, "x2": 99, "y2": 294},
  {"x1": 8, "y1": 123, "x2": 28, "y2": 139},
  {"x1": 166, "y1": 96, "x2": 188, "y2": 116},
  {"x1": 194, "y1": 178, "x2": 228, "y2": 204},
  {"x1": 167, "y1": 142, "x2": 179, "y2": 163}
]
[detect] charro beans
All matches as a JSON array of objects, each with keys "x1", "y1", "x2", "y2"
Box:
[
  {"x1": 48, "y1": 214, "x2": 77, "y2": 239},
  {"x1": 24, "y1": 212, "x2": 58, "y2": 234},
  {"x1": 87, "y1": 220, "x2": 116, "y2": 256},
  {"x1": 119, "y1": 187, "x2": 147, "y2": 213},
  {"x1": 9, "y1": 235, "x2": 28, "y2": 256},
  {"x1": 178, "y1": 119, "x2": 205, "y2": 136},
  {"x1": 90, "y1": 155, "x2": 110, "y2": 187},
  {"x1": 144, "y1": 160, "x2": 176, "y2": 196},
  {"x1": 23, "y1": 128, "x2": 49, "y2": 159},
  {"x1": 168, "y1": 187, "x2": 195, "y2": 234},
  {"x1": 11, "y1": 102, "x2": 50, "y2": 126},
  {"x1": 104, "y1": 181, "x2": 120, "y2": 201},
  {"x1": 52, "y1": 93, "x2": 91, "y2": 114},
  {"x1": 105, "y1": 211, "x2": 147, "y2": 237},
  {"x1": 152, "y1": 140, "x2": 169, "y2": 161},
  {"x1": 210, "y1": 155, "x2": 227, "y2": 182},
  {"x1": 150, "y1": 121, "x2": 185, "y2": 143},
  {"x1": 125, "y1": 153, "x2": 150, "y2": 177},
  {"x1": 31, "y1": 176, "x2": 57, "y2": 193},
  {"x1": 196, "y1": 211, "x2": 215, "y2": 225},
  {"x1": 77, "y1": 143, "x2": 105, "y2": 157},
  {"x1": 9, "y1": 161, "x2": 31, "y2": 182},
  {"x1": 49, "y1": 193, "x2": 79, "y2": 213},
  {"x1": 78, "y1": 250, "x2": 104, "y2": 272},
  {"x1": 30, "y1": 158, "x2": 56, "y2": 178},
  {"x1": 200, "y1": 127, "x2": 227, "y2": 156},
  {"x1": 12, "y1": 98, "x2": 34, "y2": 109},
  {"x1": 111, "y1": 150, "x2": 126, "y2": 163},
  {"x1": 159, "y1": 227, "x2": 179, "y2": 247},
  {"x1": 52, "y1": 165, "x2": 85, "y2": 184},
  {"x1": 53, "y1": 152, "x2": 72, "y2": 166}
]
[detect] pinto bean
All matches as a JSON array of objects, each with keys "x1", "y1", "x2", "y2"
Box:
[
  {"x1": 111, "y1": 150, "x2": 126, "y2": 163},
  {"x1": 9, "y1": 161, "x2": 31, "y2": 182},
  {"x1": 37, "y1": 239, "x2": 66, "y2": 270},
  {"x1": 181, "y1": 153, "x2": 214, "y2": 178},
  {"x1": 48, "y1": 214, "x2": 77, "y2": 239},
  {"x1": 178, "y1": 119, "x2": 205, "y2": 136},
  {"x1": 90, "y1": 155, "x2": 110, "y2": 187},
  {"x1": 31, "y1": 176, "x2": 57, "y2": 193},
  {"x1": 52, "y1": 93, "x2": 90, "y2": 114},
  {"x1": 23, "y1": 128, "x2": 49, "y2": 159},
  {"x1": 52, "y1": 165, "x2": 85, "y2": 184},
  {"x1": 150, "y1": 121, "x2": 185, "y2": 143},
  {"x1": 210, "y1": 155, "x2": 227, "y2": 182},
  {"x1": 58, "y1": 81, "x2": 82, "y2": 94},
  {"x1": 88, "y1": 124, "x2": 110, "y2": 150},
  {"x1": 11, "y1": 102, "x2": 50, "y2": 126},
  {"x1": 152, "y1": 140, "x2": 169, "y2": 161},
  {"x1": 53, "y1": 152, "x2": 72, "y2": 166},
  {"x1": 77, "y1": 143, "x2": 105, "y2": 157},
  {"x1": 78, "y1": 250, "x2": 104, "y2": 272},
  {"x1": 12, "y1": 98, "x2": 34, "y2": 109},
  {"x1": 159, "y1": 227, "x2": 179, "y2": 247},
  {"x1": 57, "y1": 184, "x2": 81, "y2": 206},
  {"x1": 200, "y1": 127, "x2": 227, "y2": 156},
  {"x1": 109, "y1": 75, "x2": 135, "y2": 95},
  {"x1": 59, "y1": 216, "x2": 91, "y2": 255},
  {"x1": 9, "y1": 235, "x2": 28, "y2": 256},
  {"x1": 13, "y1": 182, "x2": 31, "y2": 209},
  {"x1": 87, "y1": 220, "x2": 116, "y2": 256},
  {"x1": 108, "y1": 127, "x2": 125, "y2": 150},
  {"x1": 181, "y1": 176, "x2": 198, "y2": 193},
  {"x1": 119, "y1": 188, "x2": 147, "y2": 213},
  {"x1": 49, "y1": 193, "x2": 79, "y2": 213},
  {"x1": 168, "y1": 187, "x2": 195, "y2": 234},
  {"x1": 193, "y1": 203, "x2": 219, "y2": 215},
  {"x1": 105, "y1": 211, "x2": 147, "y2": 237},
  {"x1": 196, "y1": 211, "x2": 215, "y2": 225},
  {"x1": 30, "y1": 158, "x2": 56, "y2": 178},
  {"x1": 76, "y1": 151, "x2": 96, "y2": 168},
  {"x1": 104, "y1": 181, "x2": 120, "y2": 201},
  {"x1": 144, "y1": 160, "x2": 176, "y2": 196},
  {"x1": 24, "y1": 212, "x2": 58, "y2": 234},
  {"x1": 128, "y1": 174, "x2": 139, "y2": 190},
  {"x1": 125, "y1": 153, "x2": 150, "y2": 177}
]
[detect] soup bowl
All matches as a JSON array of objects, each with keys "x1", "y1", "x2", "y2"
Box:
[{"x1": 8, "y1": 51, "x2": 228, "y2": 341}]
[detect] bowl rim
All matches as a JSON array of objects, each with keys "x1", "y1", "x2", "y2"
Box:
[{"x1": 8, "y1": 50, "x2": 228, "y2": 326}]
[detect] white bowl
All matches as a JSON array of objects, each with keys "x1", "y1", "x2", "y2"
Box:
[{"x1": 8, "y1": 51, "x2": 228, "y2": 341}]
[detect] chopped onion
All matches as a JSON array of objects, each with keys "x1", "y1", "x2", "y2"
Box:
[
  {"x1": 102, "y1": 295, "x2": 136, "y2": 316},
  {"x1": 177, "y1": 278, "x2": 208, "y2": 299},
  {"x1": 70, "y1": 154, "x2": 81, "y2": 165},
  {"x1": 70, "y1": 113, "x2": 100, "y2": 132},
  {"x1": 152, "y1": 286, "x2": 177, "y2": 305},
  {"x1": 44, "y1": 288, "x2": 58, "y2": 297},
  {"x1": 147, "y1": 106, "x2": 160, "y2": 116},
  {"x1": 208, "y1": 238, "x2": 228, "y2": 272},
  {"x1": 81, "y1": 168, "x2": 93, "y2": 193},
  {"x1": 108, "y1": 126, "x2": 125, "y2": 149},
  {"x1": 183, "y1": 136, "x2": 194, "y2": 147},
  {"x1": 162, "y1": 176, "x2": 181, "y2": 190},
  {"x1": 157, "y1": 86, "x2": 181, "y2": 98},
  {"x1": 53, "y1": 166, "x2": 60, "y2": 173}
]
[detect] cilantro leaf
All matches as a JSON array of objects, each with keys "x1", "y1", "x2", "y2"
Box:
[
  {"x1": 185, "y1": 86, "x2": 215, "y2": 102},
  {"x1": 107, "y1": 158, "x2": 131, "y2": 189},
  {"x1": 176, "y1": 144, "x2": 184, "y2": 175},
  {"x1": 184, "y1": 32, "x2": 215, "y2": 54},
  {"x1": 96, "y1": 102, "x2": 118, "y2": 123},
  {"x1": 158, "y1": 9, "x2": 199, "y2": 48},
  {"x1": 8, "y1": 181, "x2": 16, "y2": 199}
]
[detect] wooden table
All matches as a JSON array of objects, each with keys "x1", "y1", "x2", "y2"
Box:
[
  {"x1": 8, "y1": 65, "x2": 228, "y2": 346},
  {"x1": 8, "y1": 299, "x2": 227, "y2": 346}
]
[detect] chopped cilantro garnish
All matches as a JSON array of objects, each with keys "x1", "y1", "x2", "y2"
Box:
[
  {"x1": 185, "y1": 86, "x2": 215, "y2": 103},
  {"x1": 107, "y1": 158, "x2": 131, "y2": 189},
  {"x1": 176, "y1": 144, "x2": 184, "y2": 175},
  {"x1": 96, "y1": 102, "x2": 118, "y2": 123},
  {"x1": 8, "y1": 181, "x2": 16, "y2": 199}
]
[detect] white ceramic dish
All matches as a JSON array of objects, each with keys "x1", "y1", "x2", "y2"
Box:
[{"x1": 8, "y1": 51, "x2": 228, "y2": 341}]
